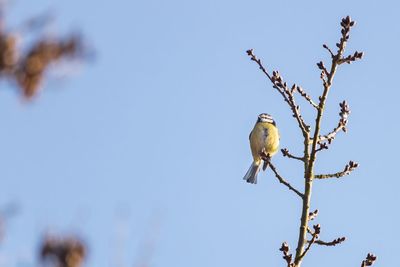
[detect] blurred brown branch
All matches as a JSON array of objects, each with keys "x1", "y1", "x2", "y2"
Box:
[
  {"x1": 0, "y1": 8, "x2": 85, "y2": 99},
  {"x1": 0, "y1": 4, "x2": 89, "y2": 267},
  {"x1": 40, "y1": 235, "x2": 86, "y2": 267},
  {"x1": 15, "y1": 35, "x2": 83, "y2": 98},
  {"x1": 0, "y1": 202, "x2": 19, "y2": 243}
]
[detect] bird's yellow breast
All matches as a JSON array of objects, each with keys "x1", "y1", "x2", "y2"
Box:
[{"x1": 249, "y1": 122, "x2": 280, "y2": 161}]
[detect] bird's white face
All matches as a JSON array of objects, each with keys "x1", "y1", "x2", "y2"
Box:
[{"x1": 257, "y1": 113, "x2": 275, "y2": 125}]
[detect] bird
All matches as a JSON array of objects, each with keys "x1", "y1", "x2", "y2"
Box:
[{"x1": 243, "y1": 113, "x2": 280, "y2": 184}]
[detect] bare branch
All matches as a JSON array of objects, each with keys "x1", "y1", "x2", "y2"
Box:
[
  {"x1": 246, "y1": 49, "x2": 310, "y2": 135},
  {"x1": 269, "y1": 163, "x2": 304, "y2": 198},
  {"x1": 315, "y1": 142, "x2": 328, "y2": 152},
  {"x1": 295, "y1": 85, "x2": 319, "y2": 109},
  {"x1": 338, "y1": 51, "x2": 364, "y2": 65},
  {"x1": 335, "y1": 16, "x2": 355, "y2": 57},
  {"x1": 246, "y1": 49, "x2": 274, "y2": 84},
  {"x1": 260, "y1": 152, "x2": 303, "y2": 198},
  {"x1": 361, "y1": 253, "x2": 377, "y2": 267},
  {"x1": 318, "y1": 125, "x2": 344, "y2": 144},
  {"x1": 314, "y1": 237, "x2": 346, "y2": 246},
  {"x1": 322, "y1": 44, "x2": 334, "y2": 58},
  {"x1": 284, "y1": 82, "x2": 311, "y2": 135},
  {"x1": 298, "y1": 224, "x2": 320, "y2": 262},
  {"x1": 316, "y1": 61, "x2": 329, "y2": 77},
  {"x1": 295, "y1": 16, "x2": 361, "y2": 266},
  {"x1": 314, "y1": 160, "x2": 359, "y2": 179},
  {"x1": 281, "y1": 148, "x2": 304, "y2": 161},
  {"x1": 279, "y1": 242, "x2": 294, "y2": 267},
  {"x1": 317, "y1": 61, "x2": 329, "y2": 88},
  {"x1": 247, "y1": 16, "x2": 369, "y2": 267},
  {"x1": 318, "y1": 100, "x2": 350, "y2": 144},
  {"x1": 308, "y1": 209, "x2": 319, "y2": 221}
]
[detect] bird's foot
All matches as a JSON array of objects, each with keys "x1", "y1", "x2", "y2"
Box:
[{"x1": 260, "y1": 150, "x2": 271, "y2": 171}]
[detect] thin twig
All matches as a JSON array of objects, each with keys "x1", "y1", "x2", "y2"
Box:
[
  {"x1": 323, "y1": 44, "x2": 334, "y2": 58},
  {"x1": 279, "y1": 242, "x2": 294, "y2": 267},
  {"x1": 338, "y1": 51, "x2": 363, "y2": 65},
  {"x1": 281, "y1": 148, "x2": 304, "y2": 161},
  {"x1": 314, "y1": 237, "x2": 346, "y2": 246},
  {"x1": 246, "y1": 49, "x2": 274, "y2": 82},
  {"x1": 268, "y1": 161, "x2": 304, "y2": 198},
  {"x1": 316, "y1": 100, "x2": 351, "y2": 144},
  {"x1": 318, "y1": 124, "x2": 344, "y2": 143},
  {"x1": 317, "y1": 61, "x2": 329, "y2": 77},
  {"x1": 315, "y1": 143, "x2": 328, "y2": 152},
  {"x1": 314, "y1": 161, "x2": 359, "y2": 179},
  {"x1": 308, "y1": 209, "x2": 319, "y2": 221},
  {"x1": 314, "y1": 172, "x2": 347, "y2": 179},
  {"x1": 296, "y1": 85, "x2": 319, "y2": 109},
  {"x1": 246, "y1": 49, "x2": 310, "y2": 136},
  {"x1": 298, "y1": 224, "x2": 320, "y2": 262},
  {"x1": 360, "y1": 253, "x2": 377, "y2": 267},
  {"x1": 317, "y1": 61, "x2": 329, "y2": 87}
]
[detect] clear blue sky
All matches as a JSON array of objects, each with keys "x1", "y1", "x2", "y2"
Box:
[{"x1": 0, "y1": 0, "x2": 398, "y2": 266}]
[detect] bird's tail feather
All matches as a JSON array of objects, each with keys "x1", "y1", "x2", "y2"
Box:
[{"x1": 243, "y1": 161, "x2": 262, "y2": 184}]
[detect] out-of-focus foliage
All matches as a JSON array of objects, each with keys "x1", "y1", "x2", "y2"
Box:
[
  {"x1": 40, "y1": 235, "x2": 86, "y2": 267},
  {"x1": 0, "y1": 9, "x2": 84, "y2": 98},
  {"x1": 0, "y1": 4, "x2": 88, "y2": 267}
]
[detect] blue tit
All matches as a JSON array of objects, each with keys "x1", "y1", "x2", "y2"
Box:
[{"x1": 243, "y1": 113, "x2": 280, "y2": 184}]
